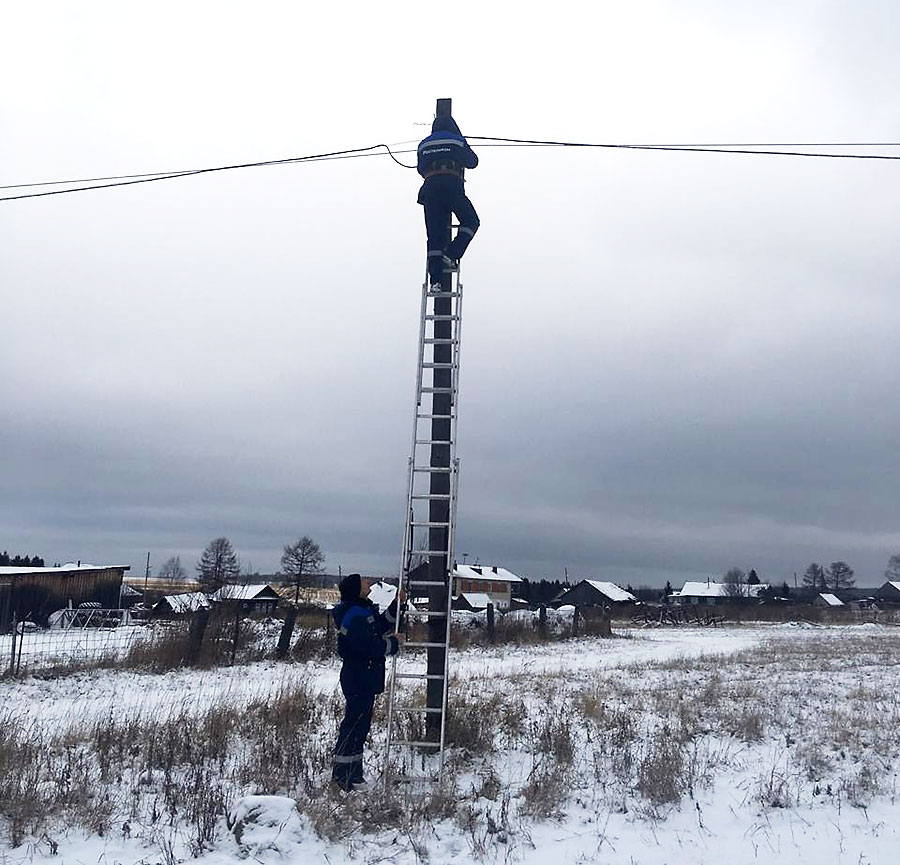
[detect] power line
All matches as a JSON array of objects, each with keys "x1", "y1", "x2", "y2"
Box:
[
  {"x1": 469, "y1": 136, "x2": 900, "y2": 160},
  {"x1": 3, "y1": 137, "x2": 899, "y2": 203},
  {"x1": 0, "y1": 143, "x2": 425, "y2": 191},
  {"x1": 0, "y1": 143, "x2": 418, "y2": 202}
]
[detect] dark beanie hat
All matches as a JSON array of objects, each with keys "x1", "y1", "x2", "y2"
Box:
[{"x1": 339, "y1": 573, "x2": 362, "y2": 602}]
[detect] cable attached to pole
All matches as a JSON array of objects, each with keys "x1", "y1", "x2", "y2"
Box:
[
  {"x1": 3, "y1": 136, "x2": 899, "y2": 203},
  {"x1": 0, "y1": 143, "x2": 417, "y2": 202},
  {"x1": 468, "y1": 136, "x2": 900, "y2": 161}
]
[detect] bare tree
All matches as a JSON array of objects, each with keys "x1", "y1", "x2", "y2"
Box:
[
  {"x1": 281, "y1": 536, "x2": 325, "y2": 603},
  {"x1": 884, "y1": 554, "x2": 900, "y2": 582},
  {"x1": 802, "y1": 563, "x2": 827, "y2": 594},
  {"x1": 827, "y1": 561, "x2": 855, "y2": 593},
  {"x1": 197, "y1": 537, "x2": 240, "y2": 592},
  {"x1": 723, "y1": 566, "x2": 747, "y2": 598},
  {"x1": 157, "y1": 555, "x2": 187, "y2": 582}
]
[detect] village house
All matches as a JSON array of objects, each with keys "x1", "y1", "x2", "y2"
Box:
[
  {"x1": 813, "y1": 592, "x2": 844, "y2": 608},
  {"x1": 452, "y1": 564, "x2": 523, "y2": 610},
  {"x1": 210, "y1": 584, "x2": 280, "y2": 615},
  {"x1": 151, "y1": 591, "x2": 210, "y2": 617},
  {"x1": 672, "y1": 580, "x2": 771, "y2": 606},
  {"x1": 556, "y1": 580, "x2": 636, "y2": 608},
  {"x1": 875, "y1": 581, "x2": 900, "y2": 606}
]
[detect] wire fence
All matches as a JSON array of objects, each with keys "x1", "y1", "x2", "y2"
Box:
[
  {"x1": 2, "y1": 613, "x2": 150, "y2": 676},
  {"x1": 1, "y1": 605, "x2": 335, "y2": 677}
]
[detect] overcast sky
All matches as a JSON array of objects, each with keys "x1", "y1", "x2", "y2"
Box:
[{"x1": 2, "y1": 1, "x2": 898, "y2": 587}]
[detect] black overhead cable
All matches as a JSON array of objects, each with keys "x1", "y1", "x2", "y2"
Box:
[
  {"x1": 468, "y1": 136, "x2": 900, "y2": 160},
  {"x1": 0, "y1": 143, "x2": 419, "y2": 201},
  {"x1": 2, "y1": 138, "x2": 899, "y2": 203}
]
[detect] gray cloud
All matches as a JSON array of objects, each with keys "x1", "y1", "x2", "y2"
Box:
[{"x1": 2, "y1": 2, "x2": 899, "y2": 586}]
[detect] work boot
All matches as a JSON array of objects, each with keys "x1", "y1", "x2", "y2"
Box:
[
  {"x1": 429, "y1": 280, "x2": 445, "y2": 293},
  {"x1": 442, "y1": 255, "x2": 459, "y2": 273}
]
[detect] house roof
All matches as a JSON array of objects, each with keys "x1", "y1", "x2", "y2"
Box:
[
  {"x1": 210, "y1": 584, "x2": 279, "y2": 601},
  {"x1": 677, "y1": 581, "x2": 729, "y2": 598},
  {"x1": 582, "y1": 580, "x2": 636, "y2": 602},
  {"x1": 818, "y1": 593, "x2": 844, "y2": 606},
  {"x1": 157, "y1": 592, "x2": 209, "y2": 613},
  {"x1": 676, "y1": 581, "x2": 770, "y2": 598},
  {"x1": 0, "y1": 563, "x2": 130, "y2": 576},
  {"x1": 453, "y1": 564, "x2": 523, "y2": 583},
  {"x1": 458, "y1": 592, "x2": 492, "y2": 609}
]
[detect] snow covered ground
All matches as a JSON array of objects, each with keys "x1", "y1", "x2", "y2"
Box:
[{"x1": 2, "y1": 622, "x2": 898, "y2": 864}]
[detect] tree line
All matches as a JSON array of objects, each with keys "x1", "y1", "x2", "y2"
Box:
[
  {"x1": 154, "y1": 535, "x2": 326, "y2": 595},
  {"x1": 0, "y1": 552, "x2": 45, "y2": 567}
]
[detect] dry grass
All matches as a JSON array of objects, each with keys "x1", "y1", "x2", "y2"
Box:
[{"x1": 2, "y1": 629, "x2": 900, "y2": 856}]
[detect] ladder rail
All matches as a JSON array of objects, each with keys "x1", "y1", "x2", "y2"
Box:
[
  {"x1": 385, "y1": 264, "x2": 464, "y2": 787},
  {"x1": 385, "y1": 270, "x2": 430, "y2": 765}
]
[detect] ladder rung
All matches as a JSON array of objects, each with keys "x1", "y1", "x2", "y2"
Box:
[
  {"x1": 421, "y1": 363, "x2": 455, "y2": 369},
  {"x1": 412, "y1": 466, "x2": 453, "y2": 473},
  {"x1": 410, "y1": 494, "x2": 451, "y2": 500},
  {"x1": 394, "y1": 673, "x2": 446, "y2": 680},
  {"x1": 408, "y1": 580, "x2": 448, "y2": 587},
  {"x1": 416, "y1": 413, "x2": 454, "y2": 419},
  {"x1": 420, "y1": 387, "x2": 454, "y2": 394},
  {"x1": 409, "y1": 520, "x2": 451, "y2": 527},
  {"x1": 415, "y1": 440, "x2": 455, "y2": 446},
  {"x1": 404, "y1": 641, "x2": 448, "y2": 648},
  {"x1": 394, "y1": 706, "x2": 444, "y2": 714},
  {"x1": 404, "y1": 610, "x2": 448, "y2": 617},
  {"x1": 423, "y1": 338, "x2": 458, "y2": 344},
  {"x1": 389, "y1": 740, "x2": 442, "y2": 748},
  {"x1": 424, "y1": 315, "x2": 460, "y2": 321},
  {"x1": 409, "y1": 551, "x2": 450, "y2": 556},
  {"x1": 426, "y1": 291, "x2": 460, "y2": 297}
]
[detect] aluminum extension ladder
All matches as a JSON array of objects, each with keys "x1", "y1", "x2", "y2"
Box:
[{"x1": 384, "y1": 262, "x2": 464, "y2": 784}]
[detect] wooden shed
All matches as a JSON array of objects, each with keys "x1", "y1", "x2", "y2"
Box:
[{"x1": 0, "y1": 563, "x2": 129, "y2": 628}]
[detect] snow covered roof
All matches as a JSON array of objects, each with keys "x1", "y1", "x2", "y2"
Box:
[
  {"x1": 0, "y1": 563, "x2": 130, "y2": 575},
  {"x1": 583, "y1": 580, "x2": 636, "y2": 602},
  {"x1": 210, "y1": 584, "x2": 278, "y2": 601},
  {"x1": 157, "y1": 592, "x2": 209, "y2": 613},
  {"x1": 885, "y1": 582, "x2": 900, "y2": 592},
  {"x1": 453, "y1": 564, "x2": 523, "y2": 583},
  {"x1": 677, "y1": 581, "x2": 770, "y2": 598},
  {"x1": 458, "y1": 592, "x2": 492, "y2": 609},
  {"x1": 678, "y1": 581, "x2": 729, "y2": 598},
  {"x1": 818, "y1": 593, "x2": 844, "y2": 606}
]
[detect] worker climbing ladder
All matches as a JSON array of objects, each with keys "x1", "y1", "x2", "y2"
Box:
[{"x1": 384, "y1": 258, "x2": 464, "y2": 783}]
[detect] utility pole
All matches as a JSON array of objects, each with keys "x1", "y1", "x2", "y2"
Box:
[
  {"x1": 426, "y1": 96, "x2": 454, "y2": 742},
  {"x1": 144, "y1": 551, "x2": 150, "y2": 594}
]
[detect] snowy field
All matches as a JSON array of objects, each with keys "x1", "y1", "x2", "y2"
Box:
[{"x1": 2, "y1": 622, "x2": 898, "y2": 864}]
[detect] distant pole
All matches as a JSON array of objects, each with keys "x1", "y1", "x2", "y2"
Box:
[
  {"x1": 144, "y1": 552, "x2": 150, "y2": 594},
  {"x1": 426, "y1": 96, "x2": 454, "y2": 743}
]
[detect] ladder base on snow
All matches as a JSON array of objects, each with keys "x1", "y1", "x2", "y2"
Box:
[{"x1": 383, "y1": 264, "x2": 464, "y2": 785}]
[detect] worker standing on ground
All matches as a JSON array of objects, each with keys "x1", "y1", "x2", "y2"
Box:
[
  {"x1": 417, "y1": 114, "x2": 480, "y2": 289},
  {"x1": 331, "y1": 573, "x2": 403, "y2": 791}
]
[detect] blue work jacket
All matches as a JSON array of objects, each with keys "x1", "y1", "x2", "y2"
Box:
[{"x1": 332, "y1": 597, "x2": 399, "y2": 695}]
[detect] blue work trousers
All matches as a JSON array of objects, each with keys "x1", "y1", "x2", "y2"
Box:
[
  {"x1": 332, "y1": 679, "x2": 376, "y2": 790},
  {"x1": 418, "y1": 175, "x2": 480, "y2": 283}
]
